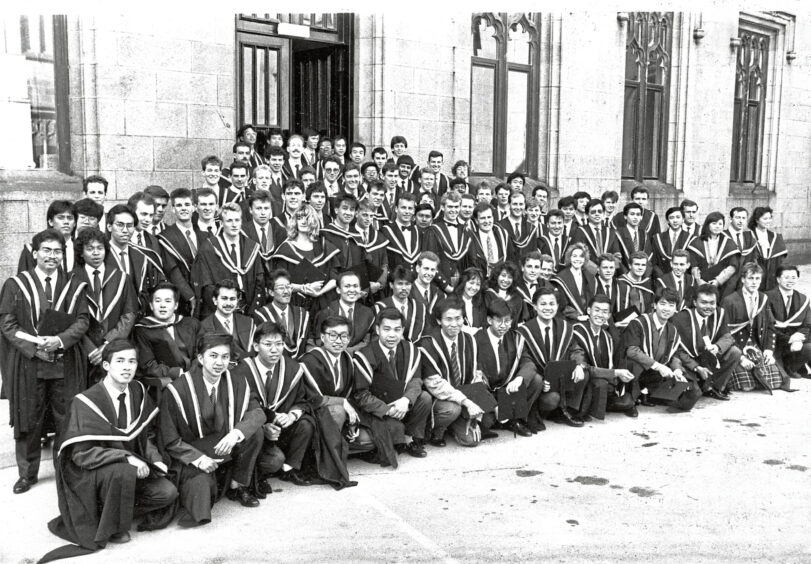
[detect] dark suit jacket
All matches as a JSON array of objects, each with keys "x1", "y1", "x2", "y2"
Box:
[
  {"x1": 474, "y1": 329, "x2": 520, "y2": 389},
  {"x1": 133, "y1": 316, "x2": 201, "y2": 388},
  {"x1": 200, "y1": 313, "x2": 255, "y2": 363},
  {"x1": 467, "y1": 225, "x2": 513, "y2": 275},
  {"x1": 766, "y1": 288, "x2": 811, "y2": 346},
  {"x1": 313, "y1": 301, "x2": 375, "y2": 348}
]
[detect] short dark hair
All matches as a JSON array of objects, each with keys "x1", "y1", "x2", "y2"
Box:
[
  {"x1": 532, "y1": 286, "x2": 558, "y2": 305},
  {"x1": 83, "y1": 175, "x2": 109, "y2": 194},
  {"x1": 32, "y1": 228, "x2": 66, "y2": 252},
  {"x1": 396, "y1": 155, "x2": 415, "y2": 168},
  {"x1": 248, "y1": 189, "x2": 272, "y2": 208},
  {"x1": 680, "y1": 199, "x2": 698, "y2": 211},
  {"x1": 630, "y1": 185, "x2": 649, "y2": 198},
  {"x1": 623, "y1": 202, "x2": 643, "y2": 216},
  {"x1": 389, "y1": 264, "x2": 416, "y2": 284},
  {"x1": 473, "y1": 202, "x2": 494, "y2": 220},
  {"x1": 284, "y1": 179, "x2": 304, "y2": 194},
  {"x1": 654, "y1": 288, "x2": 680, "y2": 306},
  {"x1": 573, "y1": 191, "x2": 591, "y2": 202},
  {"x1": 729, "y1": 206, "x2": 748, "y2": 218},
  {"x1": 748, "y1": 206, "x2": 773, "y2": 231},
  {"x1": 350, "y1": 142, "x2": 366, "y2": 153},
  {"x1": 201, "y1": 155, "x2": 223, "y2": 170},
  {"x1": 428, "y1": 150, "x2": 444, "y2": 161},
  {"x1": 333, "y1": 192, "x2": 359, "y2": 210},
  {"x1": 149, "y1": 281, "x2": 179, "y2": 302},
  {"x1": 268, "y1": 269, "x2": 292, "y2": 289},
  {"x1": 265, "y1": 146, "x2": 286, "y2": 159},
  {"x1": 196, "y1": 332, "x2": 234, "y2": 355},
  {"x1": 320, "y1": 315, "x2": 351, "y2": 335},
  {"x1": 558, "y1": 195, "x2": 575, "y2": 209},
  {"x1": 233, "y1": 141, "x2": 251, "y2": 154},
  {"x1": 390, "y1": 136, "x2": 408, "y2": 149},
  {"x1": 195, "y1": 187, "x2": 218, "y2": 204},
  {"x1": 776, "y1": 264, "x2": 800, "y2": 278},
  {"x1": 665, "y1": 206, "x2": 683, "y2": 220},
  {"x1": 376, "y1": 307, "x2": 404, "y2": 327},
  {"x1": 699, "y1": 211, "x2": 726, "y2": 240},
  {"x1": 585, "y1": 198, "x2": 603, "y2": 214},
  {"x1": 361, "y1": 161, "x2": 378, "y2": 175},
  {"x1": 506, "y1": 172, "x2": 525, "y2": 185},
  {"x1": 213, "y1": 279, "x2": 241, "y2": 298},
  {"x1": 433, "y1": 297, "x2": 464, "y2": 322},
  {"x1": 127, "y1": 191, "x2": 155, "y2": 211},
  {"x1": 229, "y1": 160, "x2": 250, "y2": 175},
  {"x1": 596, "y1": 253, "x2": 616, "y2": 267},
  {"x1": 488, "y1": 261, "x2": 518, "y2": 292},
  {"x1": 254, "y1": 321, "x2": 285, "y2": 343},
  {"x1": 102, "y1": 339, "x2": 138, "y2": 364},
  {"x1": 74, "y1": 198, "x2": 104, "y2": 220},
  {"x1": 694, "y1": 283, "x2": 719, "y2": 301},
  {"x1": 372, "y1": 146, "x2": 388, "y2": 158},
  {"x1": 601, "y1": 190, "x2": 619, "y2": 203},
  {"x1": 145, "y1": 185, "x2": 170, "y2": 200},
  {"x1": 106, "y1": 204, "x2": 138, "y2": 227},
  {"x1": 588, "y1": 294, "x2": 612, "y2": 308},
  {"x1": 522, "y1": 250, "x2": 544, "y2": 267},
  {"x1": 486, "y1": 297, "x2": 513, "y2": 320},
  {"x1": 47, "y1": 200, "x2": 76, "y2": 226},
  {"x1": 171, "y1": 188, "x2": 194, "y2": 203}
]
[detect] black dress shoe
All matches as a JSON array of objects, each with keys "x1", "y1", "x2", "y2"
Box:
[
  {"x1": 13, "y1": 477, "x2": 36, "y2": 494},
  {"x1": 507, "y1": 420, "x2": 532, "y2": 437},
  {"x1": 624, "y1": 406, "x2": 639, "y2": 418},
  {"x1": 405, "y1": 440, "x2": 427, "y2": 458},
  {"x1": 428, "y1": 436, "x2": 446, "y2": 447},
  {"x1": 578, "y1": 413, "x2": 593, "y2": 423},
  {"x1": 109, "y1": 531, "x2": 131, "y2": 544},
  {"x1": 638, "y1": 395, "x2": 656, "y2": 407},
  {"x1": 552, "y1": 408, "x2": 584, "y2": 428},
  {"x1": 257, "y1": 479, "x2": 273, "y2": 495},
  {"x1": 226, "y1": 486, "x2": 260, "y2": 507},
  {"x1": 527, "y1": 419, "x2": 546, "y2": 433},
  {"x1": 279, "y1": 469, "x2": 312, "y2": 486},
  {"x1": 481, "y1": 429, "x2": 499, "y2": 440},
  {"x1": 704, "y1": 389, "x2": 730, "y2": 401}
]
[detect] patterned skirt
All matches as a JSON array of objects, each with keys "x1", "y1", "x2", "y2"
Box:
[{"x1": 730, "y1": 358, "x2": 784, "y2": 391}]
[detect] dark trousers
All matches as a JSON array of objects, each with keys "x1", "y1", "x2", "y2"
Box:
[
  {"x1": 402, "y1": 390, "x2": 431, "y2": 440},
  {"x1": 774, "y1": 342, "x2": 811, "y2": 375},
  {"x1": 276, "y1": 418, "x2": 316, "y2": 470},
  {"x1": 16, "y1": 378, "x2": 65, "y2": 479},
  {"x1": 696, "y1": 346, "x2": 742, "y2": 392},
  {"x1": 638, "y1": 370, "x2": 702, "y2": 412},
  {"x1": 176, "y1": 430, "x2": 262, "y2": 526}
]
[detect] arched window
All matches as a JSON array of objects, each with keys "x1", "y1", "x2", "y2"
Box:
[{"x1": 470, "y1": 13, "x2": 540, "y2": 178}]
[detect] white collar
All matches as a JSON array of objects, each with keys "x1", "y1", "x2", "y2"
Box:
[
  {"x1": 34, "y1": 267, "x2": 57, "y2": 286},
  {"x1": 102, "y1": 378, "x2": 128, "y2": 409},
  {"x1": 215, "y1": 312, "x2": 234, "y2": 328},
  {"x1": 85, "y1": 263, "x2": 105, "y2": 278},
  {"x1": 441, "y1": 332, "x2": 458, "y2": 352}
]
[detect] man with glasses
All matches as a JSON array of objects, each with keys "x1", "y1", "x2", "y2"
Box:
[
  {"x1": 313, "y1": 271, "x2": 375, "y2": 355},
  {"x1": 18, "y1": 200, "x2": 77, "y2": 274},
  {"x1": 106, "y1": 204, "x2": 165, "y2": 311},
  {"x1": 1, "y1": 229, "x2": 90, "y2": 494},
  {"x1": 321, "y1": 156, "x2": 343, "y2": 199},
  {"x1": 253, "y1": 269, "x2": 311, "y2": 360}
]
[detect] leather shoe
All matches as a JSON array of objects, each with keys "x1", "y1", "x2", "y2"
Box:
[
  {"x1": 578, "y1": 413, "x2": 593, "y2": 423},
  {"x1": 279, "y1": 469, "x2": 312, "y2": 486},
  {"x1": 13, "y1": 477, "x2": 37, "y2": 494},
  {"x1": 428, "y1": 436, "x2": 446, "y2": 448},
  {"x1": 526, "y1": 418, "x2": 546, "y2": 433},
  {"x1": 227, "y1": 486, "x2": 260, "y2": 507},
  {"x1": 405, "y1": 439, "x2": 427, "y2": 458},
  {"x1": 257, "y1": 479, "x2": 273, "y2": 495},
  {"x1": 507, "y1": 420, "x2": 532, "y2": 437},
  {"x1": 552, "y1": 408, "x2": 584, "y2": 428},
  {"x1": 109, "y1": 531, "x2": 131, "y2": 544},
  {"x1": 625, "y1": 406, "x2": 639, "y2": 418},
  {"x1": 638, "y1": 394, "x2": 656, "y2": 407},
  {"x1": 481, "y1": 429, "x2": 499, "y2": 440},
  {"x1": 704, "y1": 389, "x2": 730, "y2": 401}
]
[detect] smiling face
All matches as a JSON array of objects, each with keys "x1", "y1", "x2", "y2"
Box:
[
  {"x1": 134, "y1": 201, "x2": 154, "y2": 232},
  {"x1": 392, "y1": 143, "x2": 406, "y2": 158},
  {"x1": 777, "y1": 269, "x2": 798, "y2": 293},
  {"x1": 198, "y1": 344, "x2": 231, "y2": 380},
  {"x1": 630, "y1": 257, "x2": 648, "y2": 278},
  {"x1": 756, "y1": 212, "x2": 773, "y2": 229},
  {"x1": 569, "y1": 248, "x2": 586, "y2": 270},
  {"x1": 213, "y1": 287, "x2": 239, "y2": 317},
  {"x1": 522, "y1": 258, "x2": 541, "y2": 283},
  {"x1": 598, "y1": 259, "x2": 616, "y2": 282},
  {"x1": 477, "y1": 208, "x2": 494, "y2": 232},
  {"x1": 708, "y1": 219, "x2": 725, "y2": 236},
  {"x1": 196, "y1": 194, "x2": 218, "y2": 221},
  {"x1": 103, "y1": 348, "x2": 138, "y2": 388},
  {"x1": 438, "y1": 306, "x2": 463, "y2": 340},
  {"x1": 34, "y1": 238, "x2": 64, "y2": 274},
  {"x1": 510, "y1": 194, "x2": 525, "y2": 219},
  {"x1": 85, "y1": 182, "x2": 106, "y2": 205},
  {"x1": 487, "y1": 314, "x2": 512, "y2": 338},
  {"x1": 463, "y1": 275, "x2": 481, "y2": 298},
  {"x1": 255, "y1": 169, "x2": 272, "y2": 190},
  {"x1": 396, "y1": 199, "x2": 415, "y2": 225},
  {"x1": 534, "y1": 293, "x2": 558, "y2": 321},
  {"x1": 284, "y1": 187, "x2": 304, "y2": 212},
  {"x1": 459, "y1": 199, "x2": 474, "y2": 220},
  {"x1": 334, "y1": 139, "x2": 347, "y2": 156},
  {"x1": 344, "y1": 169, "x2": 361, "y2": 190},
  {"x1": 150, "y1": 288, "x2": 178, "y2": 322},
  {"x1": 653, "y1": 298, "x2": 677, "y2": 323},
  {"x1": 337, "y1": 274, "x2": 361, "y2": 305},
  {"x1": 378, "y1": 317, "x2": 404, "y2": 350},
  {"x1": 670, "y1": 255, "x2": 689, "y2": 278},
  {"x1": 428, "y1": 156, "x2": 443, "y2": 174},
  {"x1": 173, "y1": 197, "x2": 194, "y2": 223},
  {"x1": 587, "y1": 300, "x2": 610, "y2": 329},
  {"x1": 324, "y1": 162, "x2": 341, "y2": 183},
  {"x1": 547, "y1": 215, "x2": 564, "y2": 237},
  {"x1": 496, "y1": 269, "x2": 513, "y2": 290},
  {"x1": 270, "y1": 276, "x2": 292, "y2": 306},
  {"x1": 220, "y1": 210, "x2": 242, "y2": 238},
  {"x1": 203, "y1": 164, "x2": 221, "y2": 187},
  {"x1": 443, "y1": 200, "x2": 460, "y2": 223},
  {"x1": 241, "y1": 127, "x2": 257, "y2": 145},
  {"x1": 416, "y1": 259, "x2": 438, "y2": 286},
  {"x1": 587, "y1": 204, "x2": 604, "y2": 226},
  {"x1": 287, "y1": 137, "x2": 303, "y2": 159},
  {"x1": 420, "y1": 172, "x2": 435, "y2": 192},
  {"x1": 268, "y1": 155, "x2": 284, "y2": 173},
  {"x1": 477, "y1": 188, "x2": 492, "y2": 204},
  {"x1": 539, "y1": 260, "x2": 555, "y2": 281},
  {"x1": 667, "y1": 210, "x2": 684, "y2": 231},
  {"x1": 695, "y1": 292, "x2": 717, "y2": 318}
]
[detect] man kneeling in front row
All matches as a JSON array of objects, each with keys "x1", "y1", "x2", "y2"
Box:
[
  {"x1": 44, "y1": 340, "x2": 177, "y2": 561},
  {"x1": 160, "y1": 333, "x2": 265, "y2": 527}
]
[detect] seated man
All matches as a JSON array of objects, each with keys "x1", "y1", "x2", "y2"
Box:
[
  {"x1": 133, "y1": 283, "x2": 202, "y2": 393},
  {"x1": 73, "y1": 228, "x2": 138, "y2": 385},
  {"x1": 159, "y1": 333, "x2": 265, "y2": 527},
  {"x1": 572, "y1": 295, "x2": 637, "y2": 419},
  {"x1": 672, "y1": 284, "x2": 741, "y2": 401},
  {"x1": 616, "y1": 251, "x2": 655, "y2": 328},
  {"x1": 623, "y1": 289, "x2": 701, "y2": 412},
  {"x1": 722, "y1": 262, "x2": 787, "y2": 392},
  {"x1": 766, "y1": 265, "x2": 811, "y2": 379},
  {"x1": 354, "y1": 308, "x2": 431, "y2": 465},
  {"x1": 253, "y1": 269, "x2": 310, "y2": 360},
  {"x1": 374, "y1": 265, "x2": 428, "y2": 342},
  {"x1": 474, "y1": 299, "x2": 543, "y2": 436},
  {"x1": 313, "y1": 271, "x2": 375, "y2": 354},
  {"x1": 654, "y1": 249, "x2": 696, "y2": 310},
  {"x1": 200, "y1": 280, "x2": 255, "y2": 364},
  {"x1": 45, "y1": 340, "x2": 177, "y2": 558},
  {"x1": 418, "y1": 298, "x2": 490, "y2": 447},
  {"x1": 515, "y1": 251, "x2": 551, "y2": 323},
  {"x1": 300, "y1": 316, "x2": 360, "y2": 433},
  {"x1": 515, "y1": 287, "x2": 587, "y2": 430}
]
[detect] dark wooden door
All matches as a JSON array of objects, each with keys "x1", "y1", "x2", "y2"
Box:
[{"x1": 292, "y1": 45, "x2": 351, "y2": 138}]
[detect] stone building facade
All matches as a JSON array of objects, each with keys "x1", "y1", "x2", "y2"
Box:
[{"x1": 1, "y1": 11, "x2": 810, "y2": 280}]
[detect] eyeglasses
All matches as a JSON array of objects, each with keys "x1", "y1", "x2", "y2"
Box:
[
  {"x1": 259, "y1": 340, "x2": 284, "y2": 348},
  {"x1": 324, "y1": 167, "x2": 340, "y2": 173},
  {"x1": 113, "y1": 221, "x2": 135, "y2": 230},
  {"x1": 37, "y1": 247, "x2": 64, "y2": 257},
  {"x1": 324, "y1": 332, "x2": 351, "y2": 341}
]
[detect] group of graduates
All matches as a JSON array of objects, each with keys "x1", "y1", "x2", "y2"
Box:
[{"x1": 1, "y1": 125, "x2": 808, "y2": 561}]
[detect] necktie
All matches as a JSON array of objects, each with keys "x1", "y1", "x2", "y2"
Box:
[
  {"x1": 260, "y1": 227, "x2": 268, "y2": 252},
  {"x1": 388, "y1": 349, "x2": 395, "y2": 366},
  {"x1": 700, "y1": 316, "x2": 709, "y2": 337},
  {"x1": 594, "y1": 228, "x2": 603, "y2": 252},
  {"x1": 346, "y1": 306, "x2": 354, "y2": 321},
  {"x1": 211, "y1": 385, "x2": 224, "y2": 430},
  {"x1": 119, "y1": 251, "x2": 128, "y2": 274},
  {"x1": 632, "y1": 230, "x2": 639, "y2": 252},
  {"x1": 553, "y1": 237, "x2": 560, "y2": 261},
  {"x1": 279, "y1": 309, "x2": 289, "y2": 335},
  {"x1": 515, "y1": 222, "x2": 521, "y2": 238},
  {"x1": 362, "y1": 231, "x2": 368, "y2": 244},
  {"x1": 44, "y1": 276, "x2": 53, "y2": 306},
  {"x1": 268, "y1": 365, "x2": 279, "y2": 395},
  {"x1": 295, "y1": 164, "x2": 301, "y2": 176},
  {"x1": 736, "y1": 233, "x2": 743, "y2": 250},
  {"x1": 543, "y1": 326, "x2": 551, "y2": 361},
  {"x1": 424, "y1": 289, "x2": 430, "y2": 304},
  {"x1": 671, "y1": 231, "x2": 677, "y2": 250},
  {"x1": 497, "y1": 337, "x2": 508, "y2": 375},
  {"x1": 333, "y1": 358, "x2": 341, "y2": 388},
  {"x1": 677, "y1": 279, "x2": 682, "y2": 299},
  {"x1": 400, "y1": 304, "x2": 406, "y2": 318},
  {"x1": 92, "y1": 269, "x2": 101, "y2": 304},
  {"x1": 117, "y1": 393, "x2": 127, "y2": 428},
  {"x1": 223, "y1": 318, "x2": 232, "y2": 333},
  {"x1": 785, "y1": 294, "x2": 792, "y2": 315},
  {"x1": 450, "y1": 341, "x2": 462, "y2": 387},
  {"x1": 185, "y1": 229, "x2": 197, "y2": 257},
  {"x1": 594, "y1": 332, "x2": 603, "y2": 365},
  {"x1": 486, "y1": 234, "x2": 495, "y2": 264},
  {"x1": 230, "y1": 243, "x2": 237, "y2": 263},
  {"x1": 138, "y1": 232, "x2": 144, "y2": 247},
  {"x1": 748, "y1": 295, "x2": 756, "y2": 320}
]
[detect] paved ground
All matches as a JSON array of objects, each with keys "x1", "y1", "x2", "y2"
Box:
[{"x1": 1, "y1": 269, "x2": 811, "y2": 562}]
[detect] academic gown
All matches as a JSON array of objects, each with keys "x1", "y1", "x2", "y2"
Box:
[
  {"x1": 108, "y1": 244, "x2": 165, "y2": 311},
  {"x1": 374, "y1": 297, "x2": 428, "y2": 342},
  {"x1": 571, "y1": 223, "x2": 623, "y2": 269},
  {"x1": 133, "y1": 315, "x2": 201, "y2": 391},
  {"x1": 466, "y1": 225, "x2": 513, "y2": 276},
  {"x1": 353, "y1": 339, "x2": 426, "y2": 468},
  {"x1": 158, "y1": 224, "x2": 202, "y2": 311},
  {"x1": 422, "y1": 221, "x2": 471, "y2": 289},
  {"x1": 651, "y1": 229, "x2": 693, "y2": 278},
  {"x1": 766, "y1": 288, "x2": 811, "y2": 375},
  {"x1": 654, "y1": 272, "x2": 696, "y2": 311},
  {"x1": 191, "y1": 234, "x2": 265, "y2": 318},
  {"x1": 538, "y1": 232, "x2": 571, "y2": 272},
  {"x1": 752, "y1": 229, "x2": 788, "y2": 291},
  {"x1": 498, "y1": 217, "x2": 538, "y2": 260},
  {"x1": 550, "y1": 268, "x2": 596, "y2": 322},
  {"x1": 570, "y1": 321, "x2": 632, "y2": 417},
  {"x1": 320, "y1": 222, "x2": 367, "y2": 274},
  {"x1": 0, "y1": 270, "x2": 89, "y2": 437},
  {"x1": 43, "y1": 380, "x2": 174, "y2": 562},
  {"x1": 687, "y1": 235, "x2": 741, "y2": 298},
  {"x1": 381, "y1": 222, "x2": 422, "y2": 271},
  {"x1": 200, "y1": 313, "x2": 256, "y2": 364},
  {"x1": 271, "y1": 237, "x2": 342, "y2": 310},
  {"x1": 252, "y1": 303, "x2": 311, "y2": 360}
]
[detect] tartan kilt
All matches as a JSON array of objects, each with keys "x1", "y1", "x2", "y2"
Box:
[{"x1": 730, "y1": 362, "x2": 783, "y2": 390}]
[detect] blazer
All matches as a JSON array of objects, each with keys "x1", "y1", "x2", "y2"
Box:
[{"x1": 474, "y1": 328, "x2": 523, "y2": 389}]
